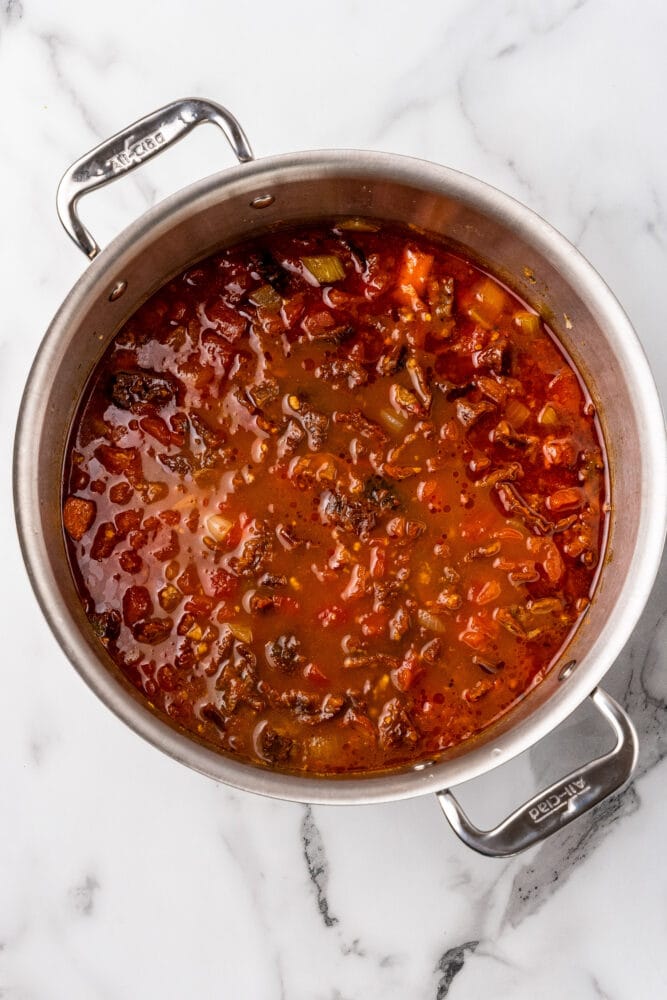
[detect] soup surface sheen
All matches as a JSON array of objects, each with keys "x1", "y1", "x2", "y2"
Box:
[{"x1": 63, "y1": 222, "x2": 606, "y2": 774}]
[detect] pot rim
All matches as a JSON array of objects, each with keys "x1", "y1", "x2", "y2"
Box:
[{"x1": 14, "y1": 148, "x2": 667, "y2": 804}]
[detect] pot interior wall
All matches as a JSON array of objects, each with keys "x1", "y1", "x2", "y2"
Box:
[{"x1": 20, "y1": 154, "x2": 658, "y2": 799}]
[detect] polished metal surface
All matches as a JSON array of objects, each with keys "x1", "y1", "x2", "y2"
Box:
[
  {"x1": 56, "y1": 97, "x2": 254, "y2": 259},
  {"x1": 437, "y1": 688, "x2": 638, "y2": 856},
  {"x1": 15, "y1": 106, "x2": 667, "y2": 817}
]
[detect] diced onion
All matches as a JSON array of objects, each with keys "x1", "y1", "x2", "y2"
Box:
[
  {"x1": 378, "y1": 407, "x2": 408, "y2": 435},
  {"x1": 158, "y1": 584, "x2": 181, "y2": 611},
  {"x1": 528, "y1": 597, "x2": 562, "y2": 615},
  {"x1": 505, "y1": 398, "x2": 531, "y2": 428},
  {"x1": 173, "y1": 494, "x2": 198, "y2": 511},
  {"x1": 206, "y1": 514, "x2": 233, "y2": 542},
  {"x1": 226, "y1": 623, "x2": 253, "y2": 643},
  {"x1": 417, "y1": 608, "x2": 447, "y2": 634}
]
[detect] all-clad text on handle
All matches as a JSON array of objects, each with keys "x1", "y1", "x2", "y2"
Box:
[
  {"x1": 436, "y1": 687, "x2": 637, "y2": 857},
  {"x1": 56, "y1": 97, "x2": 254, "y2": 260}
]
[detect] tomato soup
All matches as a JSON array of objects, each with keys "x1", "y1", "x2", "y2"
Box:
[{"x1": 63, "y1": 221, "x2": 606, "y2": 773}]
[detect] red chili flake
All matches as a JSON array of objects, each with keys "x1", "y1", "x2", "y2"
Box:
[
  {"x1": 304, "y1": 663, "x2": 329, "y2": 685},
  {"x1": 391, "y1": 649, "x2": 425, "y2": 692},
  {"x1": 359, "y1": 611, "x2": 389, "y2": 638},
  {"x1": 119, "y1": 550, "x2": 143, "y2": 575},
  {"x1": 205, "y1": 297, "x2": 247, "y2": 341},
  {"x1": 369, "y1": 545, "x2": 386, "y2": 579},
  {"x1": 177, "y1": 564, "x2": 202, "y2": 595},
  {"x1": 109, "y1": 482, "x2": 133, "y2": 505},
  {"x1": 115, "y1": 509, "x2": 143, "y2": 535},
  {"x1": 63, "y1": 496, "x2": 96, "y2": 541},
  {"x1": 153, "y1": 528, "x2": 180, "y2": 562},
  {"x1": 184, "y1": 595, "x2": 214, "y2": 617},
  {"x1": 122, "y1": 586, "x2": 153, "y2": 626},
  {"x1": 317, "y1": 605, "x2": 349, "y2": 628},
  {"x1": 157, "y1": 664, "x2": 178, "y2": 691},
  {"x1": 90, "y1": 522, "x2": 120, "y2": 561},
  {"x1": 274, "y1": 596, "x2": 301, "y2": 615},
  {"x1": 94, "y1": 445, "x2": 142, "y2": 480},
  {"x1": 207, "y1": 569, "x2": 238, "y2": 601}
]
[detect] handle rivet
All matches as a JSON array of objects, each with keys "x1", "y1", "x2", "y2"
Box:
[
  {"x1": 109, "y1": 280, "x2": 128, "y2": 302},
  {"x1": 250, "y1": 193, "x2": 275, "y2": 209},
  {"x1": 559, "y1": 659, "x2": 577, "y2": 681}
]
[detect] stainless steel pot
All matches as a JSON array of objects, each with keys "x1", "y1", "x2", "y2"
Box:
[{"x1": 14, "y1": 98, "x2": 667, "y2": 856}]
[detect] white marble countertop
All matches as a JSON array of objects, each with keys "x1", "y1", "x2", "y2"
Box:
[{"x1": 2, "y1": 1, "x2": 666, "y2": 997}]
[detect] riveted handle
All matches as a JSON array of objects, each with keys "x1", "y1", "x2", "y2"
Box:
[
  {"x1": 56, "y1": 97, "x2": 254, "y2": 260},
  {"x1": 437, "y1": 687, "x2": 637, "y2": 858}
]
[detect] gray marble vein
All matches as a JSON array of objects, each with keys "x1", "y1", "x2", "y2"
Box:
[
  {"x1": 2, "y1": 0, "x2": 23, "y2": 25},
  {"x1": 435, "y1": 940, "x2": 479, "y2": 999},
  {"x1": 68, "y1": 875, "x2": 100, "y2": 917},
  {"x1": 301, "y1": 806, "x2": 339, "y2": 929},
  {"x1": 502, "y1": 782, "x2": 641, "y2": 929},
  {"x1": 37, "y1": 30, "x2": 107, "y2": 139},
  {"x1": 590, "y1": 973, "x2": 615, "y2": 1000}
]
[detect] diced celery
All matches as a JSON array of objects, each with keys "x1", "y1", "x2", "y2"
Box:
[
  {"x1": 226, "y1": 623, "x2": 253, "y2": 643},
  {"x1": 468, "y1": 278, "x2": 508, "y2": 328},
  {"x1": 515, "y1": 310, "x2": 541, "y2": 336},
  {"x1": 249, "y1": 284, "x2": 282, "y2": 311},
  {"x1": 301, "y1": 255, "x2": 346, "y2": 284},
  {"x1": 336, "y1": 218, "x2": 380, "y2": 232}
]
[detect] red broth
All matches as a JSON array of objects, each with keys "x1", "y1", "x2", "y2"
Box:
[{"x1": 63, "y1": 222, "x2": 606, "y2": 774}]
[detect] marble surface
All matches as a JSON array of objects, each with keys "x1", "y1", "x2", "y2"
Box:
[{"x1": 2, "y1": 1, "x2": 667, "y2": 997}]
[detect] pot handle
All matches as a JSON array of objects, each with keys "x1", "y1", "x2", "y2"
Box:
[
  {"x1": 436, "y1": 687, "x2": 637, "y2": 858},
  {"x1": 56, "y1": 97, "x2": 254, "y2": 260}
]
